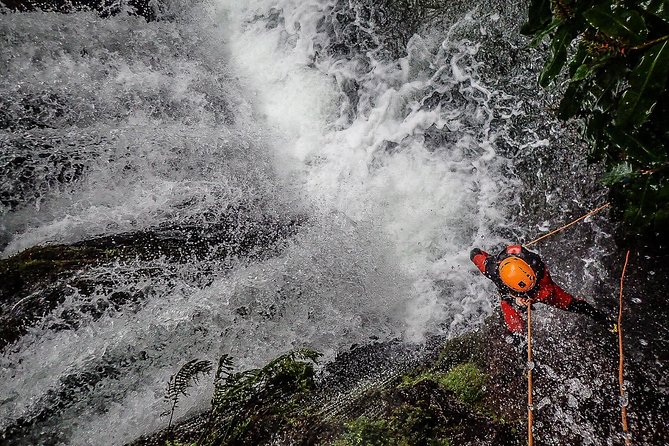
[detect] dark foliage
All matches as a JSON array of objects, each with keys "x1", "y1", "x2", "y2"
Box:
[
  {"x1": 197, "y1": 349, "x2": 322, "y2": 446},
  {"x1": 523, "y1": 0, "x2": 669, "y2": 243},
  {"x1": 163, "y1": 359, "x2": 213, "y2": 432}
]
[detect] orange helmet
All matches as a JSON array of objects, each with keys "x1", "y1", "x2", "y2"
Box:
[{"x1": 498, "y1": 256, "x2": 536, "y2": 292}]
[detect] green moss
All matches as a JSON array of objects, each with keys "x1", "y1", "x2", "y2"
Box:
[
  {"x1": 333, "y1": 417, "x2": 392, "y2": 446},
  {"x1": 439, "y1": 363, "x2": 487, "y2": 405},
  {"x1": 333, "y1": 412, "x2": 453, "y2": 446},
  {"x1": 401, "y1": 362, "x2": 487, "y2": 405},
  {"x1": 333, "y1": 402, "x2": 455, "y2": 446}
]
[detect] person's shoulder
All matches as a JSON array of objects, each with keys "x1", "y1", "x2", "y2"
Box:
[
  {"x1": 519, "y1": 246, "x2": 546, "y2": 272},
  {"x1": 520, "y1": 245, "x2": 540, "y2": 258}
]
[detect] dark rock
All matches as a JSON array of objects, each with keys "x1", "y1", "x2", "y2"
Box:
[
  {"x1": 0, "y1": 211, "x2": 303, "y2": 351},
  {"x1": 1, "y1": 0, "x2": 157, "y2": 21}
]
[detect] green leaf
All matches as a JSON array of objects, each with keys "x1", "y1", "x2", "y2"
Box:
[
  {"x1": 602, "y1": 162, "x2": 635, "y2": 185},
  {"x1": 640, "y1": 0, "x2": 669, "y2": 23},
  {"x1": 583, "y1": 4, "x2": 648, "y2": 44},
  {"x1": 585, "y1": 112, "x2": 608, "y2": 142},
  {"x1": 573, "y1": 64, "x2": 593, "y2": 81},
  {"x1": 617, "y1": 40, "x2": 669, "y2": 128},
  {"x1": 539, "y1": 26, "x2": 574, "y2": 87},
  {"x1": 605, "y1": 126, "x2": 661, "y2": 163},
  {"x1": 521, "y1": 0, "x2": 553, "y2": 35},
  {"x1": 568, "y1": 44, "x2": 588, "y2": 78},
  {"x1": 585, "y1": 62, "x2": 627, "y2": 112},
  {"x1": 558, "y1": 82, "x2": 586, "y2": 119},
  {"x1": 529, "y1": 18, "x2": 562, "y2": 47}
]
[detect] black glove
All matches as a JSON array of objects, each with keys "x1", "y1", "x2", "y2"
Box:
[
  {"x1": 470, "y1": 247, "x2": 482, "y2": 261},
  {"x1": 568, "y1": 299, "x2": 608, "y2": 325}
]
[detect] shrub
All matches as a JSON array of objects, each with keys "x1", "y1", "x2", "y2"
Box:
[{"x1": 522, "y1": 0, "x2": 669, "y2": 242}]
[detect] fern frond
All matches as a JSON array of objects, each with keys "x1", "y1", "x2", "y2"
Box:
[
  {"x1": 214, "y1": 354, "x2": 235, "y2": 384},
  {"x1": 264, "y1": 348, "x2": 322, "y2": 371},
  {"x1": 166, "y1": 359, "x2": 213, "y2": 402},
  {"x1": 164, "y1": 359, "x2": 213, "y2": 433},
  {"x1": 211, "y1": 354, "x2": 235, "y2": 408},
  {"x1": 292, "y1": 348, "x2": 323, "y2": 363}
]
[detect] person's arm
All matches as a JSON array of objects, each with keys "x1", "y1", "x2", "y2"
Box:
[
  {"x1": 565, "y1": 299, "x2": 607, "y2": 324},
  {"x1": 500, "y1": 298, "x2": 525, "y2": 333},
  {"x1": 540, "y1": 271, "x2": 608, "y2": 323},
  {"x1": 534, "y1": 269, "x2": 559, "y2": 304},
  {"x1": 470, "y1": 248, "x2": 489, "y2": 274}
]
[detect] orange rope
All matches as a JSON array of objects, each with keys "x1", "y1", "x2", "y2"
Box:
[
  {"x1": 525, "y1": 203, "x2": 610, "y2": 247},
  {"x1": 527, "y1": 302, "x2": 534, "y2": 446},
  {"x1": 618, "y1": 250, "x2": 632, "y2": 445}
]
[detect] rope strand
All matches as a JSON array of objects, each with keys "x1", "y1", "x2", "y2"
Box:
[
  {"x1": 527, "y1": 303, "x2": 534, "y2": 446},
  {"x1": 526, "y1": 203, "x2": 610, "y2": 247},
  {"x1": 618, "y1": 250, "x2": 632, "y2": 445}
]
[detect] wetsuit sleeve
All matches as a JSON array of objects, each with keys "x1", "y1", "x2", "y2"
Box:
[
  {"x1": 470, "y1": 248, "x2": 489, "y2": 274},
  {"x1": 535, "y1": 269, "x2": 574, "y2": 309},
  {"x1": 500, "y1": 298, "x2": 525, "y2": 333},
  {"x1": 537, "y1": 270, "x2": 607, "y2": 323},
  {"x1": 566, "y1": 299, "x2": 607, "y2": 324}
]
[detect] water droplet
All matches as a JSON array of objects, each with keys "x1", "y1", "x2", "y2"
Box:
[
  {"x1": 619, "y1": 393, "x2": 629, "y2": 408},
  {"x1": 526, "y1": 361, "x2": 535, "y2": 371},
  {"x1": 537, "y1": 397, "x2": 550, "y2": 409}
]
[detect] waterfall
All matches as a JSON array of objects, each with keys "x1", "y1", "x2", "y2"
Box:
[{"x1": 0, "y1": 1, "x2": 565, "y2": 444}]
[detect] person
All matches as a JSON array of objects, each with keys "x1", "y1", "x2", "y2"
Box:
[{"x1": 470, "y1": 244, "x2": 607, "y2": 333}]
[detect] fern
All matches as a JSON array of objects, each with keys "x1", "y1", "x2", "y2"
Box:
[
  {"x1": 211, "y1": 354, "x2": 234, "y2": 409},
  {"x1": 162, "y1": 359, "x2": 213, "y2": 434},
  {"x1": 159, "y1": 349, "x2": 322, "y2": 445},
  {"x1": 198, "y1": 349, "x2": 322, "y2": 445}
]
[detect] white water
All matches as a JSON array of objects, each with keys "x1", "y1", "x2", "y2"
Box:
[{"x1": 0, "y1": 1, "x2": 530, "y2": 444}]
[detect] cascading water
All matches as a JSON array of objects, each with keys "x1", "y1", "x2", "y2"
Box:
[{"x1": 0, "y1": 0, "x2": 616, "y2": 444}]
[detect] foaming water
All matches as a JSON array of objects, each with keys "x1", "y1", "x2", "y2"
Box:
[
  {"x1": 1, "y1": 1, "x2": 537, "y2": 444},
  {"x1": 2, "y1": 212, "x2": 407, "y2": 444},
  {"x1": 0, "y1": 6, "x2": 284, "y2": 253},
  {"x1": 221, "y1": 0, "x2": 521, "y2": 336}
]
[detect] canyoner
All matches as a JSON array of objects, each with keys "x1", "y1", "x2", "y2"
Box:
[
  {"x1": 470, "y1": 243, "x2": 608, "y2": 334},
  {"x1": 469, "y1": 203, "x2": 637, "y2": 445},
  {"x1": 470, "y1": 241, "x2": 611, "y2": 445}
]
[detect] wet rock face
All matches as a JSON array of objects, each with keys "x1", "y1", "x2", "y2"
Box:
[
  {"x1": 0, "y1": 137, "x2": 93, "y2": 224},
  {"x1": 0, "y1": 212, "x2": 302, "y2": 352},
  {"x1": 1, "y1": 0, "x2": 156, "y2": 20}
]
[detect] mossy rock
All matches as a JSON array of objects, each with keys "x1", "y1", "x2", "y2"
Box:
[
  {"x1": 333, "y1": 417, "x2": 392, "y2": 446},
  {"x1": 401, "y1": 362, "x2": 487, "y2": 405},
  {"x1": 0, "y1": 213, "x2": 302, "y2": 351},
  {"x1": 439, "y1": 363, "x2": 487, "y2": 405},
  {"x1": 333, "y1": 412, "x2": 452, "y2": 446}
]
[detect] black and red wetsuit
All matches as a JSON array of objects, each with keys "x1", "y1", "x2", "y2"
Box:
[{"x1": 470, "y1": 244, "x2": 605, "y2": 333}]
